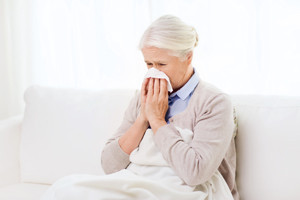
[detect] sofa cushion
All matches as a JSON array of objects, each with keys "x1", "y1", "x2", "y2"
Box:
[
  {"x1": 20, "y1": 85, "x2": 137, "y2": 184},
  {"x1": 232, "y1": 95, "x2": 300, "y2": 200},
  {"x1": 0, "y1": 183, "x2": 50, "y2": 200}
]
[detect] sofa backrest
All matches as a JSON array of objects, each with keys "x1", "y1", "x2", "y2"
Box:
[
  {"x1": 20, "y1": 85, "x2": 300, "y2": 200},
  {"x1": 231, "y1": 95, "x2": 300, "y2": 200},
  {"x1": 20, "y1": 85, "x2": 137, "y2": 184}
]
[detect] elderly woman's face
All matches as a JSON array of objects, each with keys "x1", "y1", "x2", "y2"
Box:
[{"x1": 142, "y1": 46, "x2": 192, "y2": 92}]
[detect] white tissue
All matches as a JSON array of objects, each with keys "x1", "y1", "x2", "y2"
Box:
[{"x1": 144, "y1": 68, "x2": 173, "y2": 92}]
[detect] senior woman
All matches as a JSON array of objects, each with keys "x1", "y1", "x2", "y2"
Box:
[
  {"x1": 101, "y1": 15, "x2": 239, "y2": 200},
  {"x1": 41, "y1": 15, "x2": 239, "y2": 200}
]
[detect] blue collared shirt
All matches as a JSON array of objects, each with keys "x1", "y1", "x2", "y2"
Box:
[{"x1": 165, "y1": 67, "x2": 200, "y2": 124}]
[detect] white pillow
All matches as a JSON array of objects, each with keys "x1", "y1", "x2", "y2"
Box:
[{"x1": 20, "y1": 85, "x2": 137, "y2": 184}]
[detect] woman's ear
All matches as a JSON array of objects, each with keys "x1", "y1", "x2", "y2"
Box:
[{"x1": 186, "y1": 51, "x2": 193, "y2": 65}]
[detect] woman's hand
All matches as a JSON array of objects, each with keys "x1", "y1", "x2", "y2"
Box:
[
  {"x1": 145, "y1": 78, "x2": 168, "y2": 133},
  {"x1": 138, "y1": 77, "x2": 150, "y2": 124}
]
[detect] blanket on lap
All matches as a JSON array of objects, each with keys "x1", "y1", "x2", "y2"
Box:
[{"x1": 40, "y1": 127, "x2": 233, "y2": 200}]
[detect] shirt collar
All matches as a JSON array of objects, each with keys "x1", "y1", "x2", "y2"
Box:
[{"x1": 169, "y1": 67, "x2": 200, "y2": 100}]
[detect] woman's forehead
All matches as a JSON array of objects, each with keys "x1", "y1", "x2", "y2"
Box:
[{"x1": 142, "y1": 46, "x2": 174, "y2": 62}]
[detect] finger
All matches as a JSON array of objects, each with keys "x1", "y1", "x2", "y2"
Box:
[
  {"x1": 142, "y1": 78, "x2": 150, "y2": 96},
  {"x1": 148, "y1": 78, "x2": 154, "y2": 96},
  {"x1": 154, "y1": 78, "x2": 160, "y2": 97},
  {"x1": 159, "y1": 79, "x2": 168, "y2": 97}
]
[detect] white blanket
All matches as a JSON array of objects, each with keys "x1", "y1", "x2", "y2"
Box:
[{"x1": 40, "y1": 127, "x2": 233, "y2": 200}]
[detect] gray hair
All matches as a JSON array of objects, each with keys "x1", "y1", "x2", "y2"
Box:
[{"x1": 139, "y1": 15, "x2": 198, "y2": 60}]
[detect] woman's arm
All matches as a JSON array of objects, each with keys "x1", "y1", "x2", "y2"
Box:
[
  {"x1": 118, "y1": 116, "x2": 149, "y2": 155},
  {"x1": 101, "y1": 78, "x2": 151, "y2": 174},
  {"x1": 118, "y1": 77, "x2": 150, "y2": 154},
  {"x1": 153, "y1": 93, "x2": 235, "y2": 186},
  {"x1": 101, "y1": 90, "x2": 144, "y2": 174}
]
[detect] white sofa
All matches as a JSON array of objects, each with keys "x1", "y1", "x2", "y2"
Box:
[{"x1": 0, "y1": 85, "x2": 300, "y2": 200}]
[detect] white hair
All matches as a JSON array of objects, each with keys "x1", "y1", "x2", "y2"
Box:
[{"x1": 139, "y1": 15, "x2": 198, "y2": 60}]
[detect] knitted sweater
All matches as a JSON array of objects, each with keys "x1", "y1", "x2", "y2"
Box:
[{"x1": 101, "y1": 79, "x2": 240, "y2": 200}]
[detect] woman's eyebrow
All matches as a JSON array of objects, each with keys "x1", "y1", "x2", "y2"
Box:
[{"x1": 144, "y1": 60, "x2": 167, "y2": 63}]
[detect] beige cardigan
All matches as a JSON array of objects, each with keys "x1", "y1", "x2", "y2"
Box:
[{"x1": 101, "y1": 79, "x2": 240, "y2": 200}]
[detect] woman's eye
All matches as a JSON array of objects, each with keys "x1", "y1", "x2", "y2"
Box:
[
  {"x1": 147, "y1": 63, "x2": 153, "y2": 66},
  {"x1": 158, "y1": 63, "x2": 166, "y2": 66}
]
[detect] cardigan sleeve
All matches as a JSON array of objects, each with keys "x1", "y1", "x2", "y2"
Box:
[
  {"x1": 100, "y1": 90, "x2": 140, "y2": 174},
  {"x1": 153, "y1": 93, "x2": 235, "y2": 186}
]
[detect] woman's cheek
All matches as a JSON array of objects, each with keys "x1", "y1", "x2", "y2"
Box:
[{"x1": 169, "y1": 79, "x2": 175, "y2": 90}]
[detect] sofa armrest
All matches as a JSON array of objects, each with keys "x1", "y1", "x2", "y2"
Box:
[{"x1": 0, "y1": 114, "x2": 23, "y2": 187}]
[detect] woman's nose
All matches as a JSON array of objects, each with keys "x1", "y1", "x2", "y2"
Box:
[
  {"x1": 148, "y1": 66, "x2": 157, "y2": 71},
  {"x1": 153, "y1": 66, "x2": 159, "y2": 70}
]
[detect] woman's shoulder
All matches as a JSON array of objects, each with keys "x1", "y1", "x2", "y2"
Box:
[
  {"x1": 195, "y1": 79, "x2": 229, "y2": 95},
  {"x1": 130, "y1": 89, "x2": 141, "y2": 107},
  {"x1": 191, "y1": 80, "x2": 232, "y2": 109},
  {"x1": 120, "y1": 89, "x2": 141, "y2": 122}
]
